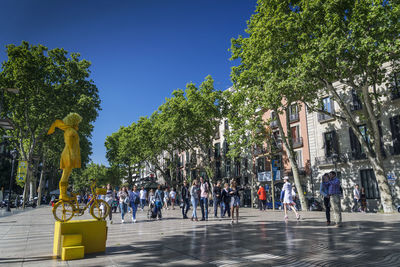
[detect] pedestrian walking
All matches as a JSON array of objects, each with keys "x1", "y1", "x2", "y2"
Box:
[
  {"x1": 170, "y1": 188, "x2": 177, "y2": 210},
  {"x1": 154, "y1": 185, "x2": 163, "y2": 219},
  {"x1": 181, "y1": 181, "x2": 190, "y2": 219},
  {"x1": 190, "y1": 179, "x2": 199, "y2": 221},
  {"x1": 118, "y1": 187, "x2": 129, "y2": 223},
  {"x1": 281, "y1": 177, "x2": 300, "y2": 221},
  {"x1": 352, "y1": 184, "x2": 360, "y2": 212},
  {"x1": 213, "y1": 181, "x2": 223, "y2": 218},
  {"x1": 328, "y1": 171, "x2": 342, "y2": 227},
  {"x1": 163, "y1": 188, "x2": 170, "y2": 210},
  {"x1": 360, "y1": 187, "x2": 367, "y2": 212},
  {"x1": 148, "y1": 189, "x2": 155, "y2": 207},
  {"x1": 319, "y1": 173, "x2": 331, "y2": 225},
  {"x1": 129, "y1": 185, "x2": 140, "y2": 223},
  {"x1": 257, "y1": 185, "x2": 267, "y2": 211},
  {"x1": 139, "y1": 187, "x2": 147, "y2": 211},
  {"x1": 105, "y1": 184, "x2": 114, "y2": 224},
  {"x1": 199, "y1": 176, "x2": 209, "y2": 221},
  {"x1": 230, "y1": 180, "x2": 241, "y2": 224},
  {"x1": 221, "y1": 183, "x2": 231, "y2": 218}
]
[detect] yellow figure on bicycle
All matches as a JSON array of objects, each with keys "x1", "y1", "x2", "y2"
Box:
[
  {"x1": 52, "y1": 179, "x2": 110, "y2": 222},
  {"x1": 48, "y1": 113, "x2": 110, "y2": 222}
]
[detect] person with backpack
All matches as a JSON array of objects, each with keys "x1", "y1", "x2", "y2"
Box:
[
  {"x1": 181, "y1": 181, "x2": 190, "y2": 219},
  {"x1": 129, "y1": 185, "x2": 140, "y2": 223},
  {"x1": 154, "y1": 185, "x2": 163, "y2": 220}
]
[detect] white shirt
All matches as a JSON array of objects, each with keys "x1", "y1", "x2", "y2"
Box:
[
  {"x1": 353, "y1": 188, "x2": 360, "y2": 199},
  {"x1": 140, "y1": 189, "x2": 147, "y2": 199},
  {"x1": 169, "y1": 191, "x2": 176, "y2": 199}
]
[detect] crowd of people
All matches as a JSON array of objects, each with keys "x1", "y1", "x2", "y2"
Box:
[{"x1": 65, "y1": 171, "x2": 357, "y2": 228}]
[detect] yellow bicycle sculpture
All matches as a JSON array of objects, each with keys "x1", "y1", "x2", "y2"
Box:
[{"x1": 52, "y1": 180, "x2": 110, "y2": 222}]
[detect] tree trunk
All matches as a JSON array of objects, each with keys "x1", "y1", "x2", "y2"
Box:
[
  {"x1": 275, "y1": 109, "x2": 307, "y2": 210},
  {"x1": 37, "y1": 154, "x2": 46, "y2": 206}
]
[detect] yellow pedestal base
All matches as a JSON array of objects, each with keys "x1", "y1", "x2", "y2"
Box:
[
  {"x1": 62, "y1": 246, "x2": 85, "y2": 260},
  {"x1": 53, "y1": 219, "x2": 107, "y2": 260}
]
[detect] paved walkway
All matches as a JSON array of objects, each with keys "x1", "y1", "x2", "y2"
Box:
[{"x1": 0, "y1": 206, "x2": 399, "y2": 266}]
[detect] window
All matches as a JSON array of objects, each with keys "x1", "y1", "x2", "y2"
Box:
[
  {"x1": 214, "y1": 143, "x2": 221, "y2": 158},
  {"x1": 257, "y1": 157, "x2": 265, "y2": 172},
  {"x1": 322, "y1": 97, "x2": 332, "y2": 113},
  {"x1": 318, "y1": 96, "x2": 335, "y2": 122},
  {"x1": 350, "y1": 89, "x2": 362, "y2": 111},
  {"x1": 289, "y1": 104, "x2": 299, "y2": 122},
  {"x1": 360, "y1": 169, "x2": 380, "y2": 199},
  {"x1": 390, "y1": 115, "x2": 400, "y2": 155},
  {"x1": 295, "y1": 150, "x2": 303, "y2": 168},
  {"x1": 349, "y1": 125, "x2": 370, "y2": 160},
  {"x1": 225, "y1": 160, "x2": 231, "y2": 177},
  {"x1": 234, "y1": 160, "x2": 241, "y2": 177},
  {"x1": 291, "y1": 125, "x2": 302, "y2": 147},
  {"x1": 223, "y1": 141, "x2": 229, "y2": 156},
  {"x1": 270, "y1": 111, "x2": 278, "y2": 128},
  {"x1": 390, "y1": 72, "x2": 400, "y2": 100},
  {"x1": 324, "y1": 131, "x2": 339, "y2": 157}
]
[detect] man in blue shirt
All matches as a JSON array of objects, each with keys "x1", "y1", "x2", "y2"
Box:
[
  {"x1": 319, "y1": 173, "x2": 331, "y2": 225},
  {"x1": 328, "y1": 171, "x2": 342, "y2": 227}
]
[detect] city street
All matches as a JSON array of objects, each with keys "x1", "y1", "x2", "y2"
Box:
[{"x1": 0, "y1": 206, "x2": 399, "y2": 266}]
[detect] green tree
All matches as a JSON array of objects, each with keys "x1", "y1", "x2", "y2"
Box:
[
  {"x1": 229, "y1": 0, "x2": 314, "y2": 209},
  {"x1": 0, "y1": 41, "x2": 101, "y2": 203},
  {"x1": 296, "y1": 0, "x2": 399, "y2": 213}
]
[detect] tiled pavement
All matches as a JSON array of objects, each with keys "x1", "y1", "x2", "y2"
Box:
[{"x1": 0, "y1": 206, "x2": 399, "y2": 266}]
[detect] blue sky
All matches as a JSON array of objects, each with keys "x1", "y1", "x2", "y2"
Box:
[{"x1": 0, "y1": 0, "x2": 257, "y2": 165}]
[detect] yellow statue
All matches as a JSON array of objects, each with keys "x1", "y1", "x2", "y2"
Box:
[{"x1": 47, "y1": 113, "x2": 82, "y2": 200}]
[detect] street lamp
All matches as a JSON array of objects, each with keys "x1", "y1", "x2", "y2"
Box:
[{"x1": 6, "y1": 149, "x2": 18, "y2": 212}]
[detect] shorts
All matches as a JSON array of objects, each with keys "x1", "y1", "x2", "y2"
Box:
[{"x1": 230, "y1": 196, "x2": 240, "y2": 207}]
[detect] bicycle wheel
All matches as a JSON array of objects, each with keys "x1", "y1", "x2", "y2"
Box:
[
  {"x1": 90, "y1": 199, "x2": 110, "y2": 220},
  {"x1": 53, "y1": 201, "x2": 75, "y2": 222}
]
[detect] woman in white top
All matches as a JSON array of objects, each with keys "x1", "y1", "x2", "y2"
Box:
[
  {"x1": 281, "y1": 177, "x2": 300, "y2": 221},
  {"x1": 169, "y1": 188, "x2": 177, "y2": 210}
]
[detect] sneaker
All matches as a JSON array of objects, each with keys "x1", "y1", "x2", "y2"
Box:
[
  {"x1": 121, "y1": 219, "x2": 124, "y2": 223},
  {"x1": 191, "y1": 217, "x2": 194, "y2": 221},
  {"x1": 200, "y1": 218, "x2": 205, "y2": 221},
  {"x1": 133, "y1": 219, "x2": 137, "y2": 223},
  {"x1": 326, "y1": 221, "x2": 331, "y2": 226}
]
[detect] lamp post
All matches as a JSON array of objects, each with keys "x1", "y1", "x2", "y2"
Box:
[{"x1": 6, "y1": 149, "x2": 18, "y2": 212}]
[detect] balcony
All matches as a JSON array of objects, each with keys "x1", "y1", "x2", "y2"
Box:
[
  {"x1": 350, "y1": 102, "x2": 362, "y2": 111},
  {"x1": 315, "y1": 154, "x2": 346, "y2": 166},
  {"x1": 270, "y1": 120, "x2": 278, "y2": 128},
  {"x1": 292, "y1": 137, "x2": 303, "y2": 148},
  {"x1": 390, "y1": 89, "x2": 400, "y2": 100},
  {"x1": 318, "y1": 112, "x2": 335, "y2": 123},
  {"x1": 254, "y1": 146, "x2": 267, "y2": 156},
  {"x1": 289, "y1": 113, "x2": 299, "y2": 123}
]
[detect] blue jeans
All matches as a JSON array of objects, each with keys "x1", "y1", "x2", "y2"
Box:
[
  {"x1": 182, "y1": 198, "x2": 190, "y2": 217},
  {"x1": 200, "y1": 197, "x2": 208, "y2": 219},
  {"x1": 130, "y1": 202, "x2": 138, "y2": 220},
  {"x1": 222, "y1": 201, "x2": 231, "y2": 217},
  {"x1": 120, "y1": 203, "x2": 127, "y2": 220},
  {"x1": 191, "y1": 197, "x2": 198, "y2": 218},
  {"x1": 214, "y1": 199, "x2": 223, "y2": 217},
  {"x1": 140, "y1": 199, "x2": 146, "y2": 210}
]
